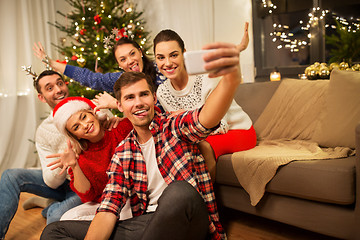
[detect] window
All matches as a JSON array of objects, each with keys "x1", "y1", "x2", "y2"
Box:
[{"x1": 252, "y1": 0, "x2": 360, "y2": 81}]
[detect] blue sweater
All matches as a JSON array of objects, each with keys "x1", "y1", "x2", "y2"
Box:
[
  {"x1": 64, "y1": 63, "x2": 167, "y2": 92},
  {"x1": 63, "y1": 64, "x2": 167, "y2": 111}
]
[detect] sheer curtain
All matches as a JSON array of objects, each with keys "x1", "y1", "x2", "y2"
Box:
[
  {"x1": 138, "y1": 0, "x2": 214, "y2": 52},
  {"x1": 0, "y1": 0, "x2": 58, "y2": 173}
]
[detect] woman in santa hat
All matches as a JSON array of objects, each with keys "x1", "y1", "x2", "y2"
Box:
[{"x1": 47, "y1": 96, "x2": 133, "y2": 221}]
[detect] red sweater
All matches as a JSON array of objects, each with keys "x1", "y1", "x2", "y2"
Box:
[{"x1": 69, "y1": 118, "x2": 133, "y2": 203}]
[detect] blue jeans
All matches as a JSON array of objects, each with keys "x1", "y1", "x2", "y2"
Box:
[{"x1": 0, "y1": 168, "x2": 82, "y2": 238}]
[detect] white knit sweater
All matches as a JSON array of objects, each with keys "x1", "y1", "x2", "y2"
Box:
[
  {"x1": 35, "y1": 113, "x2": 68, "y2": 189},
  {"x1": 156, "y1": 74, "x2": 252, "y2": 133}
]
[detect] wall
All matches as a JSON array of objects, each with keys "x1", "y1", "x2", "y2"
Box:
[{"x1": 214, "y1": 0, "x2": 254, "y2": 83}]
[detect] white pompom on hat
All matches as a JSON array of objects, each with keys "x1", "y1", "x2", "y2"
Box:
[{"x1": 53, "y1": 96, "x2": 107, "y2": 135}]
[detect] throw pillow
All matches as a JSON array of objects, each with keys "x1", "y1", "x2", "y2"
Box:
[
  {"x1": 254, "y1": 78, "x2": 329, "y2": 141},
  {"x1": 312, "y1": 69, "x2": 360, "y2": 148}
]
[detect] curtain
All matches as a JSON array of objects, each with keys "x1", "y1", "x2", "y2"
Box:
[
  {"x1": 0, "y1": 0, "x2": 58, "y2": 174},
  {"x1": 138, "y1": 0, "x2": 214, "y2": 52}
]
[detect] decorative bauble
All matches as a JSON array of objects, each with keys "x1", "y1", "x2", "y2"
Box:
[
  {"x1": 339, "y1": 62, "x2": 349, "y2": 70},
  {"x1": 94, "y1": 14, "x2": 102, "y2": 25},
  {"x1": 351, "y1": 64, "x2": 360, "y2": 71},
  {"x1": 329, "y1": 62, "x2": 340, "y2": 71},
  {"x1": 319, "y1": 66, "x2": 330, "y2": 79},
  {"x1": 80, "y1": 29, "x2": 87, "y2": 35},
  {"x1": 305, "y1": 66, "x2": 312, "y2": 75},
  {"x1": 320, "y1": 62, "x2": 328, "y2": 67},
  {"x1": 306, "y1": 67, "x2": 317, "y2": 80},
  {"x1": 77, "y1": 56, "x2": 86, "y2": 67},
  {"x1": 127, "y1": 23, "x2": 135, "y2": 31}
]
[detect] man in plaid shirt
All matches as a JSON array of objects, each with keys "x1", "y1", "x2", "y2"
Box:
[{"x1": 41, "y1": 41, "x2": 241, "y2": 240}]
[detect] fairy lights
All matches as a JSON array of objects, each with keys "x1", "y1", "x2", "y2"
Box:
[
  {"x1": 261, "y1": 0, "x2": 277, "y2": 14},
  {"x1": 268, "y1": 6, "x2": 359, "y2": 53}
]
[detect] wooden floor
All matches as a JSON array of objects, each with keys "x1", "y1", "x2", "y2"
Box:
[{"x1": 6, "y1": 193, "x2": 339, "y2": 240}]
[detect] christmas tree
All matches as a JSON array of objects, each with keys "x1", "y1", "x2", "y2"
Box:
[{"x1": 50, "y1": 0, "x2": 151, "y2": 99}]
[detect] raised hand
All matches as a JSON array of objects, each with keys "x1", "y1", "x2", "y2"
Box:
[
  {"x1": 46, "y1": 140, "x2": 78, "y2": 175},
  {"x1": 33, "y1": 42, "x2": 67, "y2": 73},
  {"x1": 93, "y1": 92, "x2": 118, "y2": 111},
  {"x1": 202, "y1": 42, "x2": 240, "y2": 79},
  {"x1": 103, "y1": 116, "x2": 125, "y2": 130},
  {"x1": 33, "y1": 42, "x2": 47, "y2": 62}
]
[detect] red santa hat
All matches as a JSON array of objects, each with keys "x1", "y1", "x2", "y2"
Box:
[{"x1": 53, "y1": 96, "x2": 106, "y2": 135}]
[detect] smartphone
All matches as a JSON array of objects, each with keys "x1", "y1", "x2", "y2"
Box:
[{"x1": 184, "y1": 49, "x2": 215, "y2": 75}]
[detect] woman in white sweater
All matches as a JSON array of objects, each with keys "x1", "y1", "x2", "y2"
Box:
[{"x1": 153, "y1": 27, "x2": 257, "y2": 180}]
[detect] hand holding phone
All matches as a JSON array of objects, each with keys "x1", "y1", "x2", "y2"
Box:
[{"x1": 184, "y1": 49, "x2": 216, "y2": 75}]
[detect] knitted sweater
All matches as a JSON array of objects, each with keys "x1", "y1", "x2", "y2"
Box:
[
  {"x1": 68, "y1": 118, "x2": 133, "y2": 203},
  {"x1": 64, "y1": 64, "x2": 167, "y2": 93},
  {"x1": 36, "y1": 113, "x2": 68, "y2": 189},
  {"x1": 156, "y1": 74, "x2": 252, "y2": 132}
]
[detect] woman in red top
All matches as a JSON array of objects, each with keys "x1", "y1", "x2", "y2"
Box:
[{"x1": 47, "y1": 96, "x2": 133, "y2": 220}]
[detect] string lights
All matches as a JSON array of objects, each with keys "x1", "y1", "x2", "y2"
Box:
[{"x1": 265, "y1": 5, "x2": 359, "y2": 53}]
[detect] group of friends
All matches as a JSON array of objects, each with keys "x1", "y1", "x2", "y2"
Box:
[{"x1": 0, "y1": 23, "x2": 256, "y2": 240}]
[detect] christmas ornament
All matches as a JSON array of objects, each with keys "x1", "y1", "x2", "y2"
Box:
[
  {"x1": 305, "y1": 66, "x2": 317, "y2": 80},
  {"x1": 318, "y1": 66, "x2": 330, "y2": 79},
  {"x1": 352, "y1": 64, "x2": 360, "y2": 71},
  {"x1": 103, "y1": 27, "x2": 128, "y2": 49},
  {"x1": 307, "y1": 69, "x2": 317, "y2": 80},
  {"x1": 339, "y1": 62, "x2": 349, "y2": 70},
  {"x1": 94, "y1": 15, "x2": 102, "y2": 25},
  {"x1": 329, "y1": 62, "x2": 340, "y2": 71},
  {"x1": 80, "y1": 29, "x2": 87, "y2": 35},
  {"x1": 127, "y1": 22, "x2": 135, "y2": 31},
  {"x1": 77, "y1": 55, "x2": 86, "y2": 67}
]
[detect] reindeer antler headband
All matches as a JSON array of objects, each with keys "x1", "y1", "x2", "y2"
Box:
[
  {"x1": 21, "y1": 65, "x2": 38, "y2": 81},
  {"x1": 22, "y1": 55, "x2": 53, "y2": 85}
]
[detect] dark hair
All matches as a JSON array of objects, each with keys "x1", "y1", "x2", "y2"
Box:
[
  {"x1": 113, "y1": 72, "x2": 155, "y2": 101},
  {"x1": 153, "y1": 29, "x2": 185, "y2": 54},
  {"x1": 112, "y1": 38, "x2": 157, "y2": 87},
  {"x1": 35, "y1": 70, "x2": 64, "y2": 93}
]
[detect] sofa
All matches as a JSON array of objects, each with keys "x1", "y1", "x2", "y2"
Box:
[{"x1": 215, "y1": 69, "x2": 360, "y2": 239}]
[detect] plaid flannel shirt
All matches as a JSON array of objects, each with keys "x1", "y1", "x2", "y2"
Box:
[{"x1": 98, "y1": 108, "x2": 226, "y2": 239}]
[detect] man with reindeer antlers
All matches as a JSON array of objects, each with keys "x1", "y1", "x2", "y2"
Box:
[{"x1": 0, "y1": 66, "x2": 118, "y2": 239}]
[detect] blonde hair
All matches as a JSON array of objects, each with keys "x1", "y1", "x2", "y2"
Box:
[{"x1": 64, "y1": 110, "x2": 106, "y2": 154}]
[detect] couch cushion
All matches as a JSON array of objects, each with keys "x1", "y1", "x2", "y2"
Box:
[
  {"x1": 216, "y1": 154, "x2": 355, "y2": 205},
  {"x1": 234, "y1": 81, "x2": 280, "y2": 123},
  {"x1": 312, "y1": 69, "x2": 360, "y2": 148},
  {"x1": 254, "y1": 78, "x2": 329, "y2": 141}
]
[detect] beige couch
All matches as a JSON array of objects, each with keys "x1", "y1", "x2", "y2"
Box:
[{"x1": 215, "y1": 69, "x2": 360, "y2": 239}]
